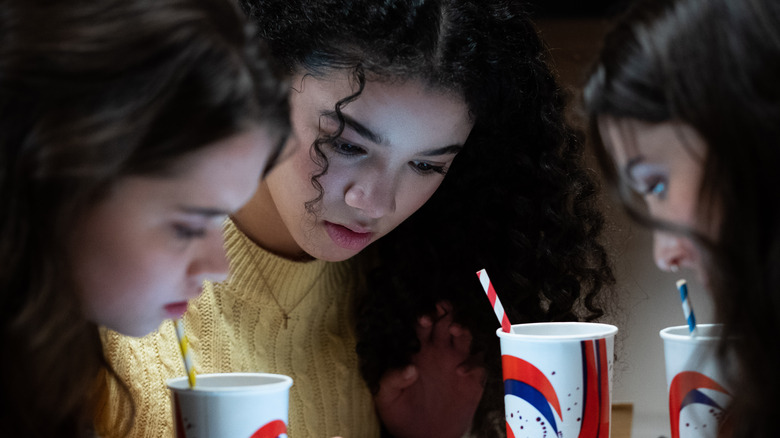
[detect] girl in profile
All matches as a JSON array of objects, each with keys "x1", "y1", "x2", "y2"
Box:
[{"x1": 584, "y1": 0, "x2": 780, "y2": 435}]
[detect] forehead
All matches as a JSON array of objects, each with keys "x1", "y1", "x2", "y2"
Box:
[
  {"x1": 131, "y1": 129, "x2": 269, "y2": 209},
  {"x1": 599, "y1": 117, "x2": 706, "y2": 166},
  {"x1": 291, "y1": 70, "x2": 472, "y2": 148},
  {"x1": 599, "y1": 117, "x2": 644, "y2": 165}
]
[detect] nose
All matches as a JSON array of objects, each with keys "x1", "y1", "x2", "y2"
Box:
[
  {"x1": 653, "y1": 230, "x2": 694, "y2": 272},
  {"x1": 189, "y1": 230, "x2": 230, "y2": 284},
  {"x1": 344, "y1": 170, "x2": 396, "y2": 219}
]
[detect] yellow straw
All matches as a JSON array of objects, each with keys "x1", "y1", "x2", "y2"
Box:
[{"x1": 173, "y1": 318, "x2": 197, "y2": 388}]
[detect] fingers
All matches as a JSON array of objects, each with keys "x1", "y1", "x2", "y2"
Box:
[
  {"x1": 414, "y1": 300, "x2": 450, "y2": 343},
  {"x1": 455, "y1": 360, "x2": 487, "y2": 383},
  {"x1": 416, "y1": 301, "x2": 475, "y2": 355},
  {"x1": 377, "y1": 364, "x2": 419, "y2": 399},
  {"x1": 375, "y1": 365, "x2": 418, "y2": 409},
  {"x1": 430, "y1": 303, "x2": 455, "y2": 346},
  {"x1": 433, "y1": 301, "x2": 453, "y2": 322},
  {"x1": 415, "y1": 313, "x2": 434, "y2": 343},
  {"x1": 450, "y1": 322, "x2": 472, "y2": 353}
]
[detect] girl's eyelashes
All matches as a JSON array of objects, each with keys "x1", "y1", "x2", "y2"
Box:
[
  {"x1": 635, "y1": 176, "x2": 668, "y2": 199},
  {"x1": 410, "y1": 160, "x2": 447, "y2": 175},
  {"x1": 173, "y1": 224, "x2": 207, "y2": 240},
  {"x1": 329, "y1": 137, "x2": 448, "y2": 175},
  {"x1": 649, "y1": 180, "x2": 667, "y2": 197},
  {"x1": 329, "y1": 139, "x2": 366, "y2": 156},
  {"x1": 626, "y1": 162, "x2": 668, "y2": 199}
]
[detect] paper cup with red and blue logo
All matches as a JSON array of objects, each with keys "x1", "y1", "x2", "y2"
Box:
[
  {"x1": 660, "y1": 324, "x2": 733, "y2": 438},
  {"x1": 167, "y1": 372, "x2": 292, "y2": 438},
  {"x1": 497, "y1": 322, "x2": 617, "y2": 438}
]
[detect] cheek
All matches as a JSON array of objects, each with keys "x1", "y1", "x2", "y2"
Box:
[
  {"x1": 76, "y1": 253, "x2": 153, "y2": 324},
  {"x1": 80, "y1": 244, "x2": 167, "y2": 299},
  {"x1": 267, "y1": 146, "x2": 320, "y2": 201},
  {"x1": 309, "y1": 155, "x2": 362, "y2": 197},
  {"x1": 74, "y1": 224, "x2": 186, "y2": 309},
  {"x1": 645, "y1": 198, "x2": 673, "y2": 223},
  {"x1": 645, "y1": 186, "x2": 699, "y2": 228},
  {"x1": 286, "y1": 143, "x2": 322, "y2": 189}
]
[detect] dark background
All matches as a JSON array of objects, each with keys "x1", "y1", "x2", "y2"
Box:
[{"x1": 526, "y1": 0, "x2": 632, "y2": 18}]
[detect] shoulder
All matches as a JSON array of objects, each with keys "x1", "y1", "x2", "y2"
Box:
[{"x1": 100, "y1": 322, "x2": 181, "y2": 374}]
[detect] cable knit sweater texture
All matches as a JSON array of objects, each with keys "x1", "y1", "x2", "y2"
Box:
[{"x1": 98, "y1": 220, "x2": 381, "y2": 437}]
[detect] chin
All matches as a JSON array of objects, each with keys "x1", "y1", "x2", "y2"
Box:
[
  {"x1": 307, "y1": 244, "x2": 363, "y2": 262},
  {"x1": 313, "y1": 250, "x2": 359, "y2": 263},
  {"x1": 109, "y1": 319, "x2": 163, "y2": 338}
]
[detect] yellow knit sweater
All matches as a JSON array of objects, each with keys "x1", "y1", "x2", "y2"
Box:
[{"x1": 97, "y1": 220, "x2": 381, "y2": 438}]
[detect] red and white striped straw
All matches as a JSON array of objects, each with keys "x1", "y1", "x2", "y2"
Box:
[{"x1": 476, "y1": 268, "x2": 511, "y2": 333}]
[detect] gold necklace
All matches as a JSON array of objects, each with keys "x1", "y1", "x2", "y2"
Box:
[{"x1": 259, "y1": 265, "x2": 328, "y2": 329}]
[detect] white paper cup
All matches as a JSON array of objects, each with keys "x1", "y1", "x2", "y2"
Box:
[
  {"x1": 660, "y1": 324, "x2": 732, "y2": 438},
  {"x1": 497, "y1": 322, "x2": 617, "y2": 438},
  {"x1": 167, "y1": 372, "x2": 293, "y2": 438}
]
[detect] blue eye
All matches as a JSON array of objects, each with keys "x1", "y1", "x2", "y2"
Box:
[{"x1": 648, "y1": 180, "x2": 667, "y2": 198}]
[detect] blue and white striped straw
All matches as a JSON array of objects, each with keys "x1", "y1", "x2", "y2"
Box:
[{"x1": 676, "y1": 279, "x2": 698, "y2": 337}]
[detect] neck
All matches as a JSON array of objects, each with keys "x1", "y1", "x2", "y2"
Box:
[{"x1": 231, "y1": 181, "x2": 313, "y2": 261}]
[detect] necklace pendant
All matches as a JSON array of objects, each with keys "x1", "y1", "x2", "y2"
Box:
[{"x1": 260, "y1": 265, "x2": 326, "y2": 331}]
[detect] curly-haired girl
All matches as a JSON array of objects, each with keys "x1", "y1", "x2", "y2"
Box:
[{"x1": 101, "y1": 1, "x2": 615, "y2": 437}]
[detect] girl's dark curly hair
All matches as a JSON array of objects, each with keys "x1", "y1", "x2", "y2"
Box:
[
  {"x1": 241, "y1": 1, "x2": 615, "y2": 435},
  {"x1": 584, "y1": 0, "x2": 780, "y2": 436},
  {"x1": 0, "y1": 0, "x2": 288, "y2": 436}
]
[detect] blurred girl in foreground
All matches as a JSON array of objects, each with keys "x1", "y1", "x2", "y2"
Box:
[{"x1": 0, "y1": 0, "x2": 288, "y2": 435}]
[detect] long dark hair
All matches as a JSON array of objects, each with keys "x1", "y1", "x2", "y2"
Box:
[
  {"x1": 241, "y1": 0, "x2": 615, "y2": 435},
  {"x1": 584, "y1": 0, "x2": 780, "y2": 436},
  {"x1": 0, "y1": 0, "x2": 288, "y2": 436}
]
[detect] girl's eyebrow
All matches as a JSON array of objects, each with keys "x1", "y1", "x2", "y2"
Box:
[
  {"x1": 176, "y1": 206, "x2": 231, "y2": 218},
  {"x1": 320, "y1": 110, "x2": 464, "y2": 156},
  {"x1": 321, "y1": 111, "x2": 383, "y2": 144},
  {"x1": 420, "y1": 144, "x2": 463, "y2": 156},
  {"x1": 321, "y1": 110, "x2": 465, "y2": 155}
]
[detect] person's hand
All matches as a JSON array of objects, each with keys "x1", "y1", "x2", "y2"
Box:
[{"x1": 374, "y1": 301, "x2": 486, "y2": 438}]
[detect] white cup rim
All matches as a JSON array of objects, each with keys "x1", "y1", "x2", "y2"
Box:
[
  {"x1": 659, "y1": 323, "x2": 724, "y2": 342},
  {"x1": 167, "y1": 372, "x2": 293, "y2": 393},
  {"x1": 496, "y1": 322, "x2": 618, "y2": 341}
]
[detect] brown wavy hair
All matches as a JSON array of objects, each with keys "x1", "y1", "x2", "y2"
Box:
[
  {"x1": 0, "y1": 0, "x2": 289, "y2": 436},
  {"x1": 584, "y1": 0, "x2": 780, "y2": 436}
]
